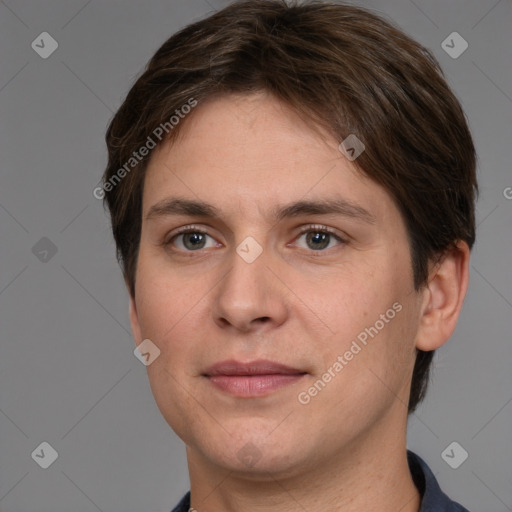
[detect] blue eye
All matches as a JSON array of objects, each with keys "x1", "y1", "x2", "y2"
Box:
[{"x1": 169, "y1": 230, "x2": 218, "y2": 251}]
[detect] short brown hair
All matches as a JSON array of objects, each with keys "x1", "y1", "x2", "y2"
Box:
[{"x1": 102, "y1": 0, "x2": 477, "y2": 413}]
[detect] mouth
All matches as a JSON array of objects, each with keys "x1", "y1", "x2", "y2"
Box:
[{"x1": 203, "y1": 359, "x2": 308, "y2": 397}]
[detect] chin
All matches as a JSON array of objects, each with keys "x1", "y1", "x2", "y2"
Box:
[{"x1": 197, "y1": 426, "x2": 315, "y2": 479}]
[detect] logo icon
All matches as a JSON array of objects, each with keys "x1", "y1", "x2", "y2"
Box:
[
  {"x1": 339, "y1": 134, "x2": 365, "y2": 161},
  {"x1": 236, "y1": 236, "x2": 263, "y2": 263},
  {"x1": 134, "y1": 339, "x2": 161, "y2": 366},
  {"x1": 32, "y1": 237, "x2": 58, "y2": 262},
  {"x1": 31, "y1": 32, "x2": 59, "y2": 59},
  {"x1": 441, "y1": 441, "x2": 468, "y2": 469},
  {"x1": 236, "y1": 442, "x2": 263, "y2": 468},
  {"x1": 441, "y1": 32, "x2": 468, "y2": 59},
  {"x1": 31, "y1": 442, "x2": 58, "y2": 469}
]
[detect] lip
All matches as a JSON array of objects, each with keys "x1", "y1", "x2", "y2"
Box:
[{"x1": 203, "y1": 359, "x2": 307, "y2": 397}]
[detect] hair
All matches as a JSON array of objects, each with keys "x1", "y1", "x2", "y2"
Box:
[{"x1": 102, "y1": 0, "x2": 477, "y2": 413}]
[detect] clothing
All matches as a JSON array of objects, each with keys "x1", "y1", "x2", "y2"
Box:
[{"x1": 170, "y1": 450, "x2": 470, "y2": 511}]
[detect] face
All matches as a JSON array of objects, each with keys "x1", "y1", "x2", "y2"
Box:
[{"x1": 130, "y1": 92, "x2": 426, "y2": 478}]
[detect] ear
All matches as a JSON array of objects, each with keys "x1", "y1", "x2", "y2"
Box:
[
  {"x1": 129, "y1": 292, "x2": 143, "y2": 347},
  {"x1": 415, "y1": 241, "x2": 470, "y2": 351}
]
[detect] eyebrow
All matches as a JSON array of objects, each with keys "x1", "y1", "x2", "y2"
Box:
[{"x1": 145, "y1": 197, "x2": 376, "y2": 224}]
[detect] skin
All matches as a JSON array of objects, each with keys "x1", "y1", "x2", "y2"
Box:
[{"x1": 129, "y1": 92, "x2": 470, "y2": 512}]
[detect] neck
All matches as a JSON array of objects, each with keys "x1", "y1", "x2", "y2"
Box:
[{"x1": 186, "y1": 410, "x2": 420, "y2": 512}]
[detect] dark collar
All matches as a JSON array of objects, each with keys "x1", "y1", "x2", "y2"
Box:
[{"x1": 407, "y1": 450, "x2": 470, "y2": 511}]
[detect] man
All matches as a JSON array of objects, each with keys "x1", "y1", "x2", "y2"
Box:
[{"x1": 101, "y1": 1, "x2": 477, "y2": 510}]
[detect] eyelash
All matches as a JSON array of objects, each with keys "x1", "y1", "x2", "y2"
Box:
[
  {"x1": 163, "y1": 224, "x2": 347, "y2": 252},
  {"x1": 164, "y1": 225, "x2": 217, "y2": 250},
  {"x1": 293, "y1": 224, "x2": 347, "y2": 250}
]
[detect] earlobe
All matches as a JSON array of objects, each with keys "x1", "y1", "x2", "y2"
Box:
[{"x1": 415, "y1": 241, "x2": 470, "y2": 351}]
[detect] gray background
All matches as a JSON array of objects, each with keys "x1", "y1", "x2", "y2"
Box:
[{"x1": 0, "y1": 0, "x2": 511, "y2": 510}]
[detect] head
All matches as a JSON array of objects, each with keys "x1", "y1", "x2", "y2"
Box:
[{"x1": 102, "y1": 0, "x2": 477, "y2": 475}]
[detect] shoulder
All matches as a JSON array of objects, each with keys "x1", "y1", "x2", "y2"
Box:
[
  {"x1": 170, "y1": 490, "x2": 190, "y2": 512},
  {"x1": 407, "y1": 450, "x2": 471, "y2": 512}
]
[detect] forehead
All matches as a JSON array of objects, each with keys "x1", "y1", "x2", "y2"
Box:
[
  {"x1": 142, "y1": 93, "x2": 397, "y2": 227},
  {"x1": 150, "y1": 93, "x2": 338, "y2": 173}
]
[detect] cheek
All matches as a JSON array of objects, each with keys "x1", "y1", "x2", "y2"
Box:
[
  {"x1": 135, "y1": 247, "x2": 202, "y2": 331},
  {"x1": 133, "y1": 259, "x2": 205, "y2": 370},
  {"x1": 300, "y1": 254, "x2": 417, "y2": 386},
  {"x1": 133, "y1": 263, "x2": 210, "y2": 436},
  {"x1": 299, "y1": 261, "x2": 397, "y2": 339}
]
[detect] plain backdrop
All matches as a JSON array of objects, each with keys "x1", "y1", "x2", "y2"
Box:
[{"x1": 0, "y1": 1, "x2": 511, "y2": 511}]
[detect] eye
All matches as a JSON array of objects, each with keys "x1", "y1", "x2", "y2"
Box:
[
  {"x1": 166, "y1": 227, "x2": 220, "y2": 251},
  {"x1": 293, "y1": 225, "x2": 346, "y2": 251}
]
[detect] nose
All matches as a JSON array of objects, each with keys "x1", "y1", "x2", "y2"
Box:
[{"x1": 211, "y1": 242, "x2": 289, "y2": 333}]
